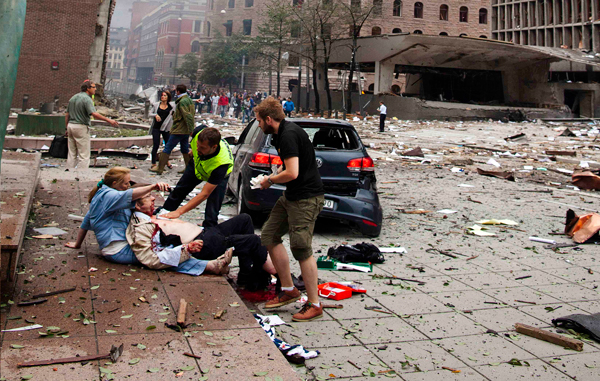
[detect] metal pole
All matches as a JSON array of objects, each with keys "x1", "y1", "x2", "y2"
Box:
[
  {"x1": 173, "y1": 16, "x2": 183, "y2": 84},
  {"x1": 240, "y1": 54, "x2": 245, "y2": 90},
  {"x1": 297, "y1": 46, "x2": 302, "y2": 111},
  {"x1": 305, "y1": 59, "x2": 310, "y2": 112}
]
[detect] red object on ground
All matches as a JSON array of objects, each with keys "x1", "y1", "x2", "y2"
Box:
[{"x1": 318, "y1": 282, "x2": 354, "y2": 301}]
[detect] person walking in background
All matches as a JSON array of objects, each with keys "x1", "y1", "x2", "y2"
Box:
[
  {"x1": 284, "y1": 97, "x2": 295, "y2": 118},
  {"x1": 242, "y1": 95, "x2": 252, "y2": 123},
  {"x1": 377, "y1": 101, "x2": 387, "y2": 132},
  {"x1": 234, "y1": 93, "x2": 242, "y2": 119},
  {"x1": 149, "y1": 90, "x2": 175, "y2": 172},
  {"x1": 218, "y1": 92, "x2": 229, "y2": 118},
  {"x1": 211, "y1": 93, "x2": 219, "y2": 115},
  {"x1": 65, "y1": 80, "x2": 119, "y2": 169},
  {"x1": 151, "y1": 84, "x2": 195, "y2": 175}
]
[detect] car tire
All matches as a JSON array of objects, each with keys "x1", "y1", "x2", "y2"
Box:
[{"x1": 236, "y1": 181, "x2": 250, "y2": 216}]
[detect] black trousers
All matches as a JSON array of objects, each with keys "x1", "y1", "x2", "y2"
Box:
[
  {"x1": 151, "y1": 129, "x2": 170, "y2": 164},
  {"x1": 162, "y1": 159, "x2": 228, "y2": 229},
  {"x1": 380, "y1": 114, "x2": 386, "y2": 132},
  {"x1": 193, "y1": 214, "x2": 269, "y2": 284}
]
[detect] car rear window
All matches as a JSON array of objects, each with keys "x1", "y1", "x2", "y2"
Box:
[{"x1": 266, "y1": 126, "x2": 360, "y2": 150}]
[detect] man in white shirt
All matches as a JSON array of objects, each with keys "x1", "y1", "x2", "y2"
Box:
[{"x1": 377, "y1": 101, "x2": 387, "y2": 132}]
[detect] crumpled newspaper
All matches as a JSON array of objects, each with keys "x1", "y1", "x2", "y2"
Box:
[{"x1": 250, "y1": 174, "x2": 267, "y2": 189}]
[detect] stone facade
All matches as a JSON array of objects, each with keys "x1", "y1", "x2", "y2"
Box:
[
  {"x1": 106, "y1": 27, "x2": 129, "y2": 82},
  {"x1": 205, "y1": 0, "x2": 492, "y2": 97}
]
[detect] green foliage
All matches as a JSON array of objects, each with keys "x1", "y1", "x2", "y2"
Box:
[
  {"x1": 176, "y1": 53, "x2": 200, "y2": 86},
  {"x1": 199, "y1": 32, "x2": 249, "y2": 87}
]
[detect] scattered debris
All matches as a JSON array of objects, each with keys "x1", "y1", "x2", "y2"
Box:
[
  {"x1": 553, "y1": 313, "x2": 600, "y2": 343},
  {"x1": 18, "y1": 344, "x2": 124, "y2": 367},
  {"x1": 476, "y1": 168, "x2": 515, "y2": 181},
  {"x1": 515, "y1": 323, "x2": 583, "y2": 351},
  {"x1": 177, "y1": 299, "x2": 187, "y2": 326}
]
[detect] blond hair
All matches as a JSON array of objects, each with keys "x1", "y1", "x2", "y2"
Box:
[
  {"x1": 254, "y1": 96, "x2": 285, "y2": 123},
  {"x1": 88, "y1": 166, "x2": 131, "y2": 203}
]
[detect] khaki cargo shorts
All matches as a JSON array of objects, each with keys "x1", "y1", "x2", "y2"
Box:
[{"x1": 261, "y1": 194, "x2": 325, "y2": 261}]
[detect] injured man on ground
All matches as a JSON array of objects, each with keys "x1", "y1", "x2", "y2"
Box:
[{"x1": 129, "y1": 193, "x2": 276, "y2": 289}]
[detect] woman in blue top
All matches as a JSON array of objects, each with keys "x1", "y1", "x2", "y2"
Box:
[
  {"x1": 65, "y1": 167, "x2": 226, "y2": 276},
  {"x1": 65, "y1": 167, "x2": 171, "y2": 264}
]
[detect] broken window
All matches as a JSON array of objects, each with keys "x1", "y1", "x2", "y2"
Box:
[
  {"x1": 373, "y1": 0, "x2": 382, "y2": 17},
  {"x1": 479, "y1": 8, "x2": 487, "y2": 24},
  {"x1": 322, "y1": 24, "x2": 332, "y2": 39},
  {"x1": 414, "y1": 2, "x2": 423, "y2": 18},
  {"x1": 440, "y1": 5, "x2": 449, "y2": 21},
  {"x1": 392, "y1": 28, "x2": 402, "y2": 33},
  {"x1": 393, "y1": 0, "x2": 402, "y2": 17},
  {"x1": 243, "y1": 19, "x2": 252, "y2": 35},
  {"x1": 460, "y1": 6, "x2": 468, "y2": 22},
  {"x1": 372, "y1": 26, "x2": 382, "y2": 35},
  {"x1": 191, "y1": 41, "x2": 201, "y2": 53}
]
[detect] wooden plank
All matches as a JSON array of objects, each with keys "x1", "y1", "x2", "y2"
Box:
[
  {"x1": 514, "y1": 323, "x2": 583, "y2": 351},
  {"x1": 177, "y1": 298, "x2": 187, "y2": 325}
]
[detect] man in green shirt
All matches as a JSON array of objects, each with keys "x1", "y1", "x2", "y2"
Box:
[{"x1": 65, "y1": 80, "x2": 118, "y2": 168}]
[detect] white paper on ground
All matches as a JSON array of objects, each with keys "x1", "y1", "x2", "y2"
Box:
[
  {"x1": 257, "y1": 315, "x2": 286, "y2": 326},
  {"x1": 437, "y1": 209, "x2": 458, "y2": 214},
  {"x1": 379, "y1": 247, "x2": 407, "y2": 254},
  {"x1": 475, "y1": 219, "x2": 519, "y2": 226},
  {"x1": 336, "y1": 263, "x2": 371, "y2": 272},
  {"x1": 33, "y1": 227, "x2": 67, "y2": 236},
  {"x1": 458, "y1": 184, "x2": 475, "y2": 188},
  {"x1": 487, "y1": 158, "x2": 501, "y2": 168},
  {"x1": 2, "y1": 324, "x2": 43, "y2": 332},
  {"x1": 467, "y1": 225, "x2": 497, "y2": 237}
]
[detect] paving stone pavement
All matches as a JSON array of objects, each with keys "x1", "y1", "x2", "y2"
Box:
[{"x1": 2, "y1": 117, "x2": 600, "y2": 380}]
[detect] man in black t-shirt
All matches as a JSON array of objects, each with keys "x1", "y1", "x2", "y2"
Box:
[{"x1": 256, "y1": 97, "x2": 325, "y2": 322}]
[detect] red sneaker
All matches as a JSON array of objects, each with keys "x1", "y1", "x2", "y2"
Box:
[
  {"x1": 292, "y1": 302, "x2": 323, "y2": 322},
  {"x1": 264, "y1": 288, "x2": 301, "y2": 309}
]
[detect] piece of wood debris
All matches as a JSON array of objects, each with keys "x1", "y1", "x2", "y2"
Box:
[
  {"x1": 177, "y1": 299, "x2": 187, "y2": 326},
  {"x1": 214, "y1": 310, "x2": 226, "y2": 319},
  {"x1": 31, "y1": 286, "x2": 76, "y2": 299},
  {"x1": 514, "y1": 323, "x2": 583, "y2": 351}
]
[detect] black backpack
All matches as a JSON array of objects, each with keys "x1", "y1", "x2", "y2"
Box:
[
  {"x1": 327, "y1": 242, "x2": 385, "y2": 264},
  {"x1": 49, "y1": 135, "x2": 68, "y2": 158}
]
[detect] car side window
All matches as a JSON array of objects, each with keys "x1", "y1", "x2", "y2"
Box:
[
  {"x1": 237, "y1": 121, "x2": 254, "y2": 145},
  {"x1": 246, "y1": 122, "x2": 261, "y2": 145}
]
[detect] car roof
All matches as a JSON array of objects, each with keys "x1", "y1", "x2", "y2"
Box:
[{"x1": 291, "y1": 118, "x2": 356, "y2": 129}]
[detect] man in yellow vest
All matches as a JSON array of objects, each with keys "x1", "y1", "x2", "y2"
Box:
[{"x1": 162, "y1": 127, "x2": 233, "y2": 228}]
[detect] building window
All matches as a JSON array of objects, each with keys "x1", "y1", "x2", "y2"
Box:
[
  {"x1": 323, "y1": 24, "x2": 332, "y2": 39},
  {"x1": 245, "y1": 0, "x2": 253, "y2": 6},
  {"x1": 243, "y1": 19, "x2": 252, "y2": 35},
  {"x1": 349, "y1": 25, "x2": 360, "y2": 37},
  {"x1": 191, "y1": 41, "x2": 201, "y2": 53},
  {"x1": 392, "y1": 28, "x2": 402, "y2": 33},
  {"x1": 439, "y1": 32, "x2": 448, "y2": 36},
  {"x1": 372, "y1": 26, "x2": 382, "y2": 35},
  {"x1": 291, "y1": 21, "x2": 301, "y2": 37},
  {"x1": 292, "y1": 0, "x2": 303, "y2": 6},
  {"x1": 373, "y1": 0, "x2": 382, "y2": 17},
  {"x1": 288, "y1": 54, "x2": 300, "y2": 66},
  {"x1": 210, "y1": 0, "x2": 214, "y2": 10},
  {"x1": 108, "y1": 62, "x2": 112, "y2": 68},
  {"x1": 460, "y1": 6, "x2": 468, "y2": 22},
  {"x1": 171, "y1": 47, "x2": 174, "y2": 53},
  {"x1": 224, "y1": 20, "x2": 233, "y2": 36},
  {"x1": 479, "y1": 8, "x2": 487, "y2": 24},
  {"x1": 479, "y1": 35, "x2": 487, "y2": 38},
  {"x1": 413, "y1": 29, "x2": 422, "y2": 34},
  {"x1": 414, "y1": 2, "x2": 423, "y2": 18},
  {"x1": 194, "y1": 20, "x2": 201, "y2": 33},
  {"x1": 393, "y1": 0, "x2": 402, "y2": 17},
  {"x1": 459, "y1": 33, "x2": 467, "y2": 37},
  {"x1": 228, "y1": 0, "x2": 235, "y2": 8},
  {"x1": 440, "y1": 5, "x2": 448, "y2": 21},
  {"x1": 170, "y1": 62, "x2": 172, "y2": 68},
  {"x1": 207, "y1": 21, "x2": 211, "y2": 37}
]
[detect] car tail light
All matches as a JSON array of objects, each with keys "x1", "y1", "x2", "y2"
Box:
[
  {"x1": 249, "y1": 152, "x2": 282, "y2": 168},
  {"x1": 362, "y1": 219, "x2": 378, "y2": 227},
  {"x1": 347, "y1": 157, "x2": 375, "y2": 172}
]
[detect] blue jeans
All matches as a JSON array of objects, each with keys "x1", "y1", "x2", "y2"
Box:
[
  {"x1": 220, "y1": 105, "x2": 227, "y2": 117},
  {"x1": 162, "y1": 159, "x2": 229, "y2": 228},
  {"x1": 242, "y1": 109, "x2": 251, "y2": 123},
  {"x1": 163, "y1": 133, "x2": 190, "y2": 154}
]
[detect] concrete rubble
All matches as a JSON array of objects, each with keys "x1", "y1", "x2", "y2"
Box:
[{"x1": 2, "y1": 110, "x2": 600, "y2": 380}]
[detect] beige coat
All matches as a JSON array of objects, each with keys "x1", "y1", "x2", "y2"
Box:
[{"x1": 126, "y1": 213, "x2": 190, "y2": 269}]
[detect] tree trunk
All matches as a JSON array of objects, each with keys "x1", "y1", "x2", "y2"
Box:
[
  {"x1": 346, "y1": 36, "x2": 358, "y2": 114},
  {"x1": 312, "y1": 67, "x2": 319, "y2": 114},
  {"x1": 276, "y1": 47, "x2": 282, "y2": 96},
  {"x1": 323, "y1": 61, "x2": 332, "y2": 114}
]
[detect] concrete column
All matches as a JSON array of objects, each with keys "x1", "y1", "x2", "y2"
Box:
[
  {"x1": 87, "y1": 0, "x2": 113, "y2": 84},
  {"x1": 373, "y1": 60, "x2": 394, "y2": 94}
]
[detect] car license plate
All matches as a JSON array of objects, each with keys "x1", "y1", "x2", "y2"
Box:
[{"x1": 324, "y1": 199, "x2": 335, "y2": 209}]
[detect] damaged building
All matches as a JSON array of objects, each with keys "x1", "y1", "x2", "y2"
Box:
[{"x1": 9, "y1": 0, "x2": 115, "y2": 109}]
